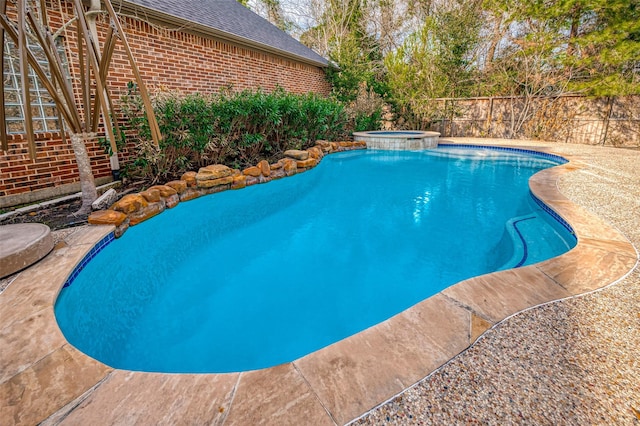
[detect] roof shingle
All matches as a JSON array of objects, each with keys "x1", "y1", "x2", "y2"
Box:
[{"x1": 121, "y1": 0, "x2": 329, "y2": 66}]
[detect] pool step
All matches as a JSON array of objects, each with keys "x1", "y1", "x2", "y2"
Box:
[
  {"x1": 498, "y1": 214, "x2": 538, "y2": 270},
  {"x1": 499, "y1": 212, "x2": 572, "y2": 271}
]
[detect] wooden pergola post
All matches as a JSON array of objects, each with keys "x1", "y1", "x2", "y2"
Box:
[
  {"x1": 1, "y1": 0, "x2": 162, "y2": 213},
  {"x1": 0, "y1": 0, "x2": 161, "y2": 157}
]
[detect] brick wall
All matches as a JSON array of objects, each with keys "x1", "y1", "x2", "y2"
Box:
[
  {"x1": 0, "y1": 1, "x2": 331, "y2": 206},
  {"x1": 0, "y1": 133, "x2": 112, "y2": 199}
]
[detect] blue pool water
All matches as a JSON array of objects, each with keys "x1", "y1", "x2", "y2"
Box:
[{"x1": 55, "y1": 147, "x2": 576, "y2": 373}]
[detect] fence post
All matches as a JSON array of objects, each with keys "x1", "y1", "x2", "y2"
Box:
[
  {"x1": 600, "y1": 96, "x2": 615, "y2": 145},
  {"x1": 486, "y1": 97, "x2": 494, "y2": 137}
]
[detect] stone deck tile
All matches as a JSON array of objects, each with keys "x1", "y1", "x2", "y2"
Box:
[
  {"x1": 529, "y1": 171, "x2": 572, "y2": 202},
  {"x1": 224, "y1": 363, "x2": 334, "y2": 426},
  {"x1": 535, "y1": 237, "x2": 638, "y2": 295},
  {"x1": 0, "y1": 307, "x2": 68, "y2": 384},
  {"x1": 0, "y1": 242, "x2": 99, "y2": 328},
  {"x1": 544, "y1": 200, "x2": 630, "y2": 243},
  {"x1": 0, "y1": 345, "x2": 111, "y2": 426},
  {"x1": 442, "y1": 266, "x2": 572, "y2": 324},
  {"x1": 0, "y1": 228, "x2": 112, "y2": 382},
  {"x1": 294, "y1": 294, "x2": 469, "y2": 425},
  {"x1": 60, "y1": 225, "x2": 114, "y2": 248},
  {"x1": 56, "y1": 371, "x2": 238, "y2": 425},
  {"x1": 0, "y1": 226, "x2": 114, "y2": 426}
]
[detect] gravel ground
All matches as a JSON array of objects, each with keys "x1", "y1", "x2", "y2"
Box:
[{"x1": 352, "y1": 143, "x2": 640, "y2": 425}]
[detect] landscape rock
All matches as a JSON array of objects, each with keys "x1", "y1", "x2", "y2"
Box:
[
  {"x1": 180, "y1": 188, "x2": 204, "y2": 202},
  {"x1": 140, "y1": 188, "x2": 161, "y2": 203},
  {"x1": 181, "y1": 171, "x2": 197, "y2": 187},
  {"x1": 111, "y1": 194, "x2": 148, "y2": 214},
  {"x1": 284, "y1": 149, "x2": 309, "y2": 160},
  {"x1": 257, "y1": 160, "x2": 271, "y2": 176},
  {"x1": 196, "y1": 164, "x2": 234, "y2": 180},
  {"x1": 129, "y1": 203, "x2": 164, "y2": 226},
  {"x1": 87, "y1": 209, "x2": 128, "y2": 226},
  {"x1": 91, "y1": 188, "x2": 118, "y2": 211},
  {"x1": 316, "y1": 140, "x2": 332, "y2": 152},
  {"x1": 231, "y1": 174, "x2": 247, "y2": 189},
  {"x1": 114, "y1": 222, "x2": 129, "y2": 238},
  {"x1": 149, "y1": 185, "x2": 178, "y2": 197},
  {"x1": 203, "y1": 184, "x2": 231, "y2": 195},
  {"x1": 258, "y1": 174, "x2": 272, "y2": 184},
  {"x1": 166, "y1": 180, "x2": 188, "y2": 194},
  {"x1": 307, "y1": 147, "x2": 323, "y2": 160},
  {"x1": 165, "y1": 194, "x2": 180, "y2": 208},
  {"x1": 296, "y1": 158, "x2": 317, "y2": 169},
  {"x1": 242, "y1": 166, "x2": 261, "y2": 177},
  {"x1": 87, "y1": 139, "x2": 365, "y2": 235},
  {"x1": 282, "y1": 158, "x2": 298, "y2": 176},
  {"x1": 197, "y1": 175, "x2": 234, "y2": 188},
  {"x1": 270, "y1": 169, "x2": 286, "y2": 179}
]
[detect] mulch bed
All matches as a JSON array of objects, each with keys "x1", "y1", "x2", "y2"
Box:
[
  {"x1": 0, "y1": 181, "x2": 150, "y2": 231},
  {"x1": 0, "y1": 199, "x2": 89, "y2": 231}
]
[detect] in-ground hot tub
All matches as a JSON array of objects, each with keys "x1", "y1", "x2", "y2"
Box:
[{"x1": 353, "y1": 130, "x2": 440, "y2": 150}]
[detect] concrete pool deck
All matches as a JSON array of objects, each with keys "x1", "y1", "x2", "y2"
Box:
[{"x1": 1, "y1": 138, "x2": 638, "y2": 425}]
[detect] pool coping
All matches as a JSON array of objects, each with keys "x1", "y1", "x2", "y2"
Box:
[
  {"x1": 353, "y1": 130, "x2": 441, "y2": 140},
  {"x1": 1, "y1": 140, "x2": 637, "y2": 425}
]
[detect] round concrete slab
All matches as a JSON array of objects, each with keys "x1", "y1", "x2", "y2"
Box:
[{"x1": 0, "y1": 223, "x2": 54, "y2": 278}]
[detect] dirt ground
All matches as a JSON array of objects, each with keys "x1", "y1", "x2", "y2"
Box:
[
  {"x1": 0, "y1": 199, "x2": 89, "y2": 230},
  {"x1": 0, "y1": 181, "x2": 147, "y2": 231}
]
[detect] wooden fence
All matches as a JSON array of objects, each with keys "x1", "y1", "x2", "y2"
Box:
[{"x1": 425, "y1": 95, "x2": 640, "y2": 147}]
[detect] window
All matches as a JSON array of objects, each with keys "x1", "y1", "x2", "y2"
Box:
[{"x1": 3, "y1": 37, "x2": 67, "y2": 134}]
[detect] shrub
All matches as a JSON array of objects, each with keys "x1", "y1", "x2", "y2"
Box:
[{"x1": 119, "y1": 86, "x2": 348, "y2": 182}]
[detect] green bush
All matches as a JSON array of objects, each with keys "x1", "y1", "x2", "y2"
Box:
[{"x1": 119, "y1": 86, "x2": 348, "y2": 182}]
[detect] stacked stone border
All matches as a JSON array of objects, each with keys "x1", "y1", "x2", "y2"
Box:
[{"x1": 87, "y1": 140, "x2": 366, "y2": 237}]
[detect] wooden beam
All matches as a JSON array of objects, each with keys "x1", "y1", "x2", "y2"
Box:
[
  {"x1": 0, "y1": 0, "x2": 7, "y2": 152},
  {"x1": 75, "y1": 8, "x2": 119, "y2": 155},
  {"x1": 100, "y1": 27, "x2": 124, "y2": 150},
  {"x1": 71, "y1": 0, "x2": 117, "y2": 149},
  {"x1": 90, "y1": 25, "x2": 116, "y2": 134},
  {"x1": 51, "y1": 76, "x2": 68, "y2": 145},
  {"x1": 45, "y1": 30, "x2": 82, "y2": 129},
  {"x1": 38, "y1": 0, "x2": 48, "y2": 27},
  {"x1": 76, "y1": 19, "x2": 90, "y2": 131},
  {"x1": 99, "y1": 26, "x2": 116, "y2": 85},
  {"x1": 102, "y1": 0, "x2": 162, "y2": 146},
  {"x1": 17, "y1": 0, "x2": 36, "y2": 159}
]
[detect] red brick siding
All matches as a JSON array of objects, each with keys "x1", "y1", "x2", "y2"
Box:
[
  {"x1": 0, "y1": 133, "x2": 112, "y2": 196},
  {"x1": 0, "y1": 1, "x2": 331, "y2": 200}
]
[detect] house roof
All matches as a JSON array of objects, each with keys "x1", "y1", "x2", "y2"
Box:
[{"x1": 118, "y1": 0, "x2": 329, "y2": 67}]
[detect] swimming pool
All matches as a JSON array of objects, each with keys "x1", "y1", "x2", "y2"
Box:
[{"x1": 55, "y1": 147, "x2": 576, "y2": 373}]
